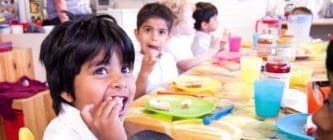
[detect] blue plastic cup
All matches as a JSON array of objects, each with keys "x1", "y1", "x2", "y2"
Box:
[
  {"x1": 254, "y1": 79, "x2": 285, "y2": 118},
  {"x1": 252, "y1": 33, "x2": 259, "y2": 50}
]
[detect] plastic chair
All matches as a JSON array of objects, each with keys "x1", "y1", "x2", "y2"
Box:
[{"x1": 18, "y1": 127, "x2": 35, "y2": 140}]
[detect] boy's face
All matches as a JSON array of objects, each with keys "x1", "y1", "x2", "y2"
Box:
[
  {"x1": 62, "y1": 50, "x2": 135, "y2": 119},
  {"x1": 206, "y1": 15, "x2": 218, "y2": 32},
  {"x1": 135, "y1": 17, "x2": 170, "y2": 56}
]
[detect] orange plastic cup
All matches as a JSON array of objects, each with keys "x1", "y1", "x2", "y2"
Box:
[{"x1": 307, "y1": 81, "x2": 330, "y2": 113}]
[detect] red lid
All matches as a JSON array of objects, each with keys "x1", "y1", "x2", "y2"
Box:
[{"x1": 262, "y1": 19, "x2": 280, "y2": 24}]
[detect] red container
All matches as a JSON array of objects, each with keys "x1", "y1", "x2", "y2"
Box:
[{"x1": 3, "y1": 110, "x2": 24, "y2": 140}]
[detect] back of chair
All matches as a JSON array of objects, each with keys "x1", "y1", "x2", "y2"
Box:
[
  {"x1": 12, "y1": 90, "x2": 55, "y2": 139},
  {"x1": 19, "y1": 127, "x2": 35, "y2": 140}
]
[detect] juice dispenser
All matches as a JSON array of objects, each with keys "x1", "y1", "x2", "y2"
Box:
[
  {"x1": 287, "y1": 15, "x2": 312, "y2": 43},
  {"x1": 255, "y1": 17, "x2": 282, "y2": 38}
]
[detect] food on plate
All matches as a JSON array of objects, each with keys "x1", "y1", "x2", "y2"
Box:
[
  {"x1": 304, "y1": 115, "x2": 316, "y2": 136},
  {"x1": 181, "y1": 99, "x2": 192, "y2": 109},
  {"x1": 258, "y1": 34, "x2": 274, "y2": 44},
  {"x1": 296, "y1": 46, "x2": 312, "y2": 56},
  {"x1": 149, "y1": 98, "x2": 170, "y2": 111},
  {"x1": 173, "y1": 78, "x2": 203, "y2": 88}
]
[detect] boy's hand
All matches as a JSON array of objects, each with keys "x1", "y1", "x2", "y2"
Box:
[
  {"x1": 80, "y1": 97, "x2": 127, "y2": 140},
  {"x1": 141, "y1": 52, "x2": 159, "y2": 74},
  {"x1": 209, "y1": 35, "x2": 220, "y2": 52}
]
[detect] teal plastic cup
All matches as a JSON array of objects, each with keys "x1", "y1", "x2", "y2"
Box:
[{"x1": 254, "y1": 79, "x2": 285, "y2": 118}]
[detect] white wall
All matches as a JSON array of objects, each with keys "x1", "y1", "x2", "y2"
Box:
[{"x1": 0, "y1": 34, "x2": 48, "y2": 82}]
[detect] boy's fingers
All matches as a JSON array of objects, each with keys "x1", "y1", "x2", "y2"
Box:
[
  {"x1": 80, "y1": 104, "x2": 95, "y2": 126},
  {"x1": 95, "y1": 97, "x2": 111, "y2": 118},
  {"x1": 101, "y1": 99, "x2": 117, "y2": 119},
  {"x1": 109, "y1": 100, "x2": 122, "y2": 119}
]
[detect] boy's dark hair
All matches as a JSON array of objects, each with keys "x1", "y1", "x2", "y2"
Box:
[
  {"x1": 193, "y1": 2, "x2": 218, "y2": 30},
  {"x1": 136, "y1": 2, "x2": 173, "y2": 32},
  {"x1": 291, "y1": 7, "x2": 313, "y2": 15},
  {"x1": 39, "y1": 15, "x2": 135, "y2": 115},
  {"x1": 326, "y1": 40, "x2": 333, "y2": 78}
]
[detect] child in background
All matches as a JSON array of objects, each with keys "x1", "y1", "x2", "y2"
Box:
[
  {"x1": 40, "y1": 15, "x2": 135, "y2": 140},
  {"x1": 312, "y1": 40, "x2": 333, "y2": 139},
  {"x1": 162, "y1": 0, "x2": 222, "y2": 73},
  {"x1": 133, "y1": 3, "x2": 178, "y2": 99},
  {"x1": 291, "y1": 6, "x2": 313, "y2": 15},
  {"x1": 191, "y1": 2, "x2": 223, "y2": 57}
]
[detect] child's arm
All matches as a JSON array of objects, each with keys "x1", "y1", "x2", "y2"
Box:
[
  {"x1": 135, "y1": 53, "x2": 158, "y2": 99},
  {"x1": 177, "y1": 36, "x2": 221, "y2": 72},
  {"x1": 54, "y1": 0, "x2": 69, "y2": 23},
  {"x1": 80, "y1": 97, "x2": 127, "y2": 140}
]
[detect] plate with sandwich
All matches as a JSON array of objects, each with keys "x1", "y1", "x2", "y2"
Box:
[
  {"x1": 144, "y1": 95, "x2": 215, "y2": 118},
  {"x1": 171, "y1": 75, "x2": 222, "y2": 94}
]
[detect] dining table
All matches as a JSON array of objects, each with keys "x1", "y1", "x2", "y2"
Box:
[{"x1": 124, "y1": 46, "x2": 327, "y2": 140}]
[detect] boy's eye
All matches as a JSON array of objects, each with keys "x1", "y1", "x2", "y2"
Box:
[
  {"x1": 94, "y1": 67, "x2": 108, "y2": 75},
  {"x1": 121, "y1": 66, "x2": 130, "y2": 73},
  {"x1": 144, "y1": 28, "x2": 152, "y2": 33},
  {"x1": 159, "y1": 30, "x2": 167, "y2": 35}
]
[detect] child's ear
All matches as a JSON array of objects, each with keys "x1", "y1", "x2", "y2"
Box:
[
  {"x1": 60, "y1": 91, "x2": 74, "y2": 103},
  {"x1": 201, "y1": 22, "x2": 208, "y2": 30},
  {"x1": 134, "y1": 29, "x2": 139, "y2": 40}
]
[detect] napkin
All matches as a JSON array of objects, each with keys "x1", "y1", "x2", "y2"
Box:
[{"x1": 282, "y1": 89, "x2": 307, "y2": 113}]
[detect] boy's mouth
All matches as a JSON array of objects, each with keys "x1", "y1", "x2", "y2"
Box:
[
  {"x1": 112, "y1": 96, "x2": 129, "y2": 116},
  {"x1": 147, "y1": 45, "x2": 161, "y2": 51}
]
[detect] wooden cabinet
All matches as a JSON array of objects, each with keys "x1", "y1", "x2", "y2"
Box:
[{"x1": 0, "y1": 48, "x2": 34, "y2": 82}]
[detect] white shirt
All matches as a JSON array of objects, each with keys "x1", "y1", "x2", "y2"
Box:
[
  {"x1": 165, "y1": 35, "x2": 194, "y2": 62},
  {"x1": 191, "y1": 31, "x2": 211, "y2": 56},
  {"x1": 43, "y1": 103, "x2": 97, "y2": 140},
  {"x1": 133, "y1": 51, "x2": 178, "y2": 93}
]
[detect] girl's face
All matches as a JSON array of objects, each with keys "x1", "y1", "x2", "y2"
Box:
[
  {"x1": 135, "y1": 17, "x2": 170, "y2": 56},
  {"x1": 62, "y1": 50, "x2": 135, "y2": 119},
  {"x1": 207, "y1": 15, "x2": 219, "y2": 32}
]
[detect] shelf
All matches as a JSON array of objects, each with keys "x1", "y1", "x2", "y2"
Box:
[{"x1": 312, "y1": 18, "x2": 333, "y2": 25}]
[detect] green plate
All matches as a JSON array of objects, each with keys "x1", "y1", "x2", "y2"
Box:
[{"x1": 144, "y1": 95, "x2": 215, "y2": 118}]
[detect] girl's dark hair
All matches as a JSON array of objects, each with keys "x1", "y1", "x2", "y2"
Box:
[
  {"x1": 327, "y1": 40, "x2": 333, "y2": 78},
  {"x1": 39, "y1": 15, "x2": 135, "y2": 115},
  {"x1": 136, "y1": 2, "x2": 173, "y2": 32},
  {"x1": 192, "y1": 2, "x2": 218, "y2": 30}
]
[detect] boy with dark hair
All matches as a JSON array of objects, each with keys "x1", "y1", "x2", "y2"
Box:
[
  {"x1": 134, "y1": 3, "x2": 178, "y2": 98},
  {"x1": 40, "y1": 15, "x2": 135, "y2": 139},
  {"x1": 191, "y1": 2, "x2": 222, "y2": 57}
]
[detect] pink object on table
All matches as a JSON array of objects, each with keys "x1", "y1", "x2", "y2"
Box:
[
  {"x1": 229, "y1": 36, "x2": 242, "y2": 52},
  {"x1": 213, "y1": 51, "x2": 242, "y2": 62}
]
